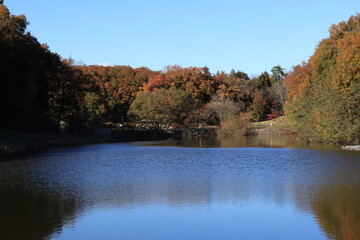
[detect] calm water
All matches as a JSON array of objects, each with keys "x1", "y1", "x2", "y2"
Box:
[{"x1": 0, "y1": 136, "x2": 359, "y2": 240}]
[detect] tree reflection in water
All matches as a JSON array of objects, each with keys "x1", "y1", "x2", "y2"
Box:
[
  {"x1": 0, "y1": 190, "x2": 79, "y2": 240},
  {"x1": 311, "y1": 184, "x2": 360, "y2": 240},
  {"x1": 0, "y1": 137, "x2": 359, "y2": 239}
]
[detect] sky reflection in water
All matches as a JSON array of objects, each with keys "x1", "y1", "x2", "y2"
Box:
[{"x1": 0, "y1": 136, "x2": 359, "y2": 240}]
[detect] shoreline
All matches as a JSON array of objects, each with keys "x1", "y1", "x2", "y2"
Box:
[
  {"x1": 0, "y1": 134, "x2": 112, "y2": 158},
  {"x1": 2, "y1": 125, "x2": 357, "y2": 158},
  {"x1": 0, "y1": 129, "x2": 176, "y2": 158}
]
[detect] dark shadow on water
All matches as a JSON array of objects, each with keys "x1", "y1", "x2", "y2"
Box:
[{"x1": 0, "y1": 136, "x2": 359, "y2": 239}]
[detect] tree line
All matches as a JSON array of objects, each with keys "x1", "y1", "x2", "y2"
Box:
[
  {"x1": 1, "y1": 0, "x2": 359, "y2": 144},
  {"x1": 1, "y1": 2, "x2": 89, "y2": 132},
  {"x1": 0, "y1": 1, "x2": 286, "y2": 134},
  {"x1": 285, "y1": 14, "x2": 360, "y2": 144}
]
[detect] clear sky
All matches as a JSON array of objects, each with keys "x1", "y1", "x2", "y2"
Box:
[{"x1": 6, "y1": 0, "x2": 359, "y2": 75}]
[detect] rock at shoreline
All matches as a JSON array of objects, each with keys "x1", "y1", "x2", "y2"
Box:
[{"x1": 342, "y1": 145, "x2": 360, "y2": 151}]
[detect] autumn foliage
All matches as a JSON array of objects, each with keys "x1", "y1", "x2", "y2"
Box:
[
  {"x1": 13, "y1": 0, "x2": 360, "y2": 140},
  {"x1": 285, "y1": 14, "x2": 360, "y2": 144},
  {"x1": 76, "y1": 62, "x2": 282, "y2": 129},
  {"x1": 0, "y1": 3, "x2": 88, "y2": 132}
]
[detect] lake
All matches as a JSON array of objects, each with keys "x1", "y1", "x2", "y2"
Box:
[{"x1": 0, "y1": 135, "x2": 359, "y2": 240}]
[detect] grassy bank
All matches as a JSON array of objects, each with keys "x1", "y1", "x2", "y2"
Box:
[{"x1": 251, "y1": 117, "x2": 289, "y2": 135}]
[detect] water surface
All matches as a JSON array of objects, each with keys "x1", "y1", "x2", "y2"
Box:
[{"x1": 0, "y1": 136, "x2": 359, "y2": 240}]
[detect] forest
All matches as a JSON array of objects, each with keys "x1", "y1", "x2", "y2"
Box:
[
  {"x1": 1, "y1": 1, "x2": 359, "y2": 144},
  {"x1": 285, "y1": 14, "x2": 360, "y2": 144}
]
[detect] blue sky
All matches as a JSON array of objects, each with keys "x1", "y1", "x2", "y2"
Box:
[{"x1": 6, "y1": 0, "x2": 359, "y2": 75}]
